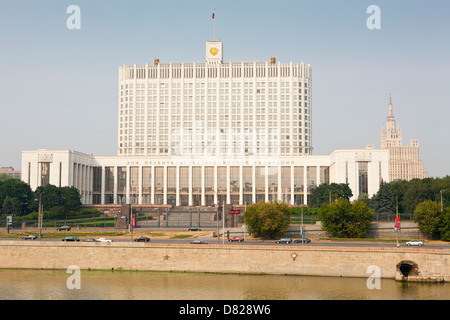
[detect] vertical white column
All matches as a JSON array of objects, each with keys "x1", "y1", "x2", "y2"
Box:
[
  {"x1": 126, "y1": 166, "x2": 130, "y2": 204},
  {"x1": 163, "y1": 165, "x2": 168, "y2": 205},
  {"x1": 201, "y1": 165, "x2": 205, "y2": 206},
  {"x1": 264, "y1": 166, "x2": 269, "y2": 202},
  {"x1": 252, "y1": 166, "x2": 256, "y2": 204},
  {"x1": 214, "y1": 166, "x2": 218, "y2": 205},
  {"x1": 88, "y1": 166, "x2": 93, "y2": 205},
  {"x1": 291, "y1": 165, "x2": 295, "y2": 205},
  {"x1": 176, "y1": 165, "x2": 180, "y2": 206},
  {"x1": 138, "y1": 165, "x2": 143, "y2": 205},
  {"x1": 113, "y1": 166, "x2": 118, "y2": 204},
  {"x1": 101, "y1": 166, "x2": 105, "y2": 205},
  {"x1": 226, "y1": 165, "x2": 230, "y2": 205},
  {"x1": 189, "y1": 165, "x2": 193, "y2": 206},
  {"x1": 151, "y1": 166, "x2": 155, "y2": 204},
  {"x1": 303, "y1": 166, "x2": 307, "y2": 205},
  {"x1": 277, "y1": 165, "x2": 282, "y2": 201},
  {"x1": 239, "y1": 166, "x2": 243, "y2": 205}
]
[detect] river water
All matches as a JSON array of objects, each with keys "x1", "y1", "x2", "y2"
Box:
[{"x1": 0, "y1": 269, "x2": 447, "y2": 300}]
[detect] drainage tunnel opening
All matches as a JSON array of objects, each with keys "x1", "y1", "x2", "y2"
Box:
[{"x1": 397, "y1": 261, "x2": 419, "y2": 278}]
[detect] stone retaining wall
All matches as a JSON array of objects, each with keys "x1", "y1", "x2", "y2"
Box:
[{"x1": 0, "y1": 241, "x2": 447, "y2": 282}]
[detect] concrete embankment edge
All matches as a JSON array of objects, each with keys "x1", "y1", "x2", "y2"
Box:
[{"x1": 0, "y1": 241, "x2": 448, "y2": 282}]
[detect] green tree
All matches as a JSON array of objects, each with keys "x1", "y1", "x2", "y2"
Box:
[
  {"x1": 244, "y1": 201, "x2": 290, "y2": 239},
  {"x1": 2, "y1": 196, "x2": 15, "y2": 217},
  {"x1": 319, "y1": 198, "x2": 374, "y2": 238},
  {"x1": 308, "y1": 183, "x2": 353, "y2": 208},
  {"x1": 370, "y1": 181, "x2": 394, "y2": 217},
  {"x1": 439, "y1": 208, "x2": 450, "y2": 241},
  {"x1": 60, "y1": 186, "x2": 82, "y2": 213},
  {"x1": 30, "y1": 184, "x2": 82, "y2": 217},
  {"x1": 0, "y1": 178, "x2": 33, "y2": 215},
  {"x1": 32, "y1": 184, "x2": 64, "y2": 213},
  {"x1": 413, "y1": 200, "x2": 442, "y2": 239}
]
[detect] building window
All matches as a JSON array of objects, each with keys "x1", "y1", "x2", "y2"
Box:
[
  {"x1": 358, "y1": 162, "x2": 369, "y2": 195},
  {"x1": 40, "y1": 162, "x2": 50, "y2": 187}
]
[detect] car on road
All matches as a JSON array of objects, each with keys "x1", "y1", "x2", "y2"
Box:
[
  {"x1": 22, "y1": 234, "x2": 37, "y2": 240},
  {"x1": 294, "y1": 237, "x2": 311, "y2": 244},
  {"x1": 62, "y1": 236, "x2": 80, "y2": 242},
  {"x1": 406, "y1": 240, "x2": 424, "y2": 246},
  {"x1": 57, "y1": 226, "x2": 71, "y2": 231},
  {"x1": 96, "y1": 238, "x2": 112, "y2": 242},
  {"x1": 134, "y1": 236, "x2": 151, "y2": 242},
  {"x1": 188, "y1": 228, "x2": 201, "y2": 231},
  {"x1": 228, "y1": 237, "x2": 244, "y2": 242},
  {"x1": 275, "y1": 238, "x2": 292, "y2": 244},
  {"x1": 190, "y1": 240, "x2": 208, "y2": 244},
  {"x1": 83, "y1": 238, "x2": 99, "y2": 242}
]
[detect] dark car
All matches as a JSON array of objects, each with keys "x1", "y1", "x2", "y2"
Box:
[
  {"x1": 134, "y1": 236, "x2": 151, "y2": 242},
  {"x1": 57, "y1": 226, "x2": 71, "y2": 231},
  {"x1": 275, "y1": 238, "x2": 292, "y2": 244},
  {"x1": 190, "y1": 240, "x2": 208, "y2": 244},
  {"x1": 83, "y1": 238, "x2": 99, "y2": 242},
  {"x1": 228, "y1": 237, "x2": 244, "y2": 242},
  {"x1": 294, "y1": 237, "x2": 311, "y2": 244},
  {"x1": 62, "y1": 236, "x2": 79, "y2": 242},
  {"x1": 22, "y1": 234, "x2": 37, "y2": 240},
  {"x1": 188, "y1": 228, "x2": 201, "y2": 231}
]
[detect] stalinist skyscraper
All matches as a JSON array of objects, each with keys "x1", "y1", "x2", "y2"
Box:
[{"x1": 381, "y1": 96, "x2": 427, "y2": 181}]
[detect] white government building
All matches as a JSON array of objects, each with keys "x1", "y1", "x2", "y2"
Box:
[{"x1": 21, "y1": 40, "x2": 389, "y2": 206}]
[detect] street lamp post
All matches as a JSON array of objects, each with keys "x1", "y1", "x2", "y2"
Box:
[{"x1": 38, "y1": 193, "x2": 43, "y2": 239}]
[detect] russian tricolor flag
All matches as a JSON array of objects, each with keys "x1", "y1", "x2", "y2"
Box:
[{"x1": 212, "y1": 12, "x2": 215, "y2": 19}]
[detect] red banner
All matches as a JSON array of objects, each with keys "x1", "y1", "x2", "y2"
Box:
[
  {"x1": 230, "y1": 210, "x2": 241, "y2": 215},
  {"x1": 394, "y1": 216, "x2": 400, "y2": 229}
]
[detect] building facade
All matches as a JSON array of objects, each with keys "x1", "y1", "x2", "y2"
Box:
[
  {"x1": 0, "y1": 167, "x2": 21, "y2": 179},
  {"x1": 21, "y1": 147, "x2": 388, "y2": 206},
  {"x1": 118, "y1": 40, "x2": 313, "y2": 158},
  {"x1": 21, "y1": 40, "x2": 390, "y2": 206},
  {"x1": 381, "y1": 96, "x2": 427, "y2": 181}
]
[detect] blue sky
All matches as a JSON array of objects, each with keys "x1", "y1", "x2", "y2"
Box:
[{"x1": 1, "y1": 0, "x2": 449, "y2": 178}]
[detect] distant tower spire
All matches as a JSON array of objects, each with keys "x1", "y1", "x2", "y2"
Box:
[{"x1": 388, "y1": 93, "x2": 393, "y2": 118}]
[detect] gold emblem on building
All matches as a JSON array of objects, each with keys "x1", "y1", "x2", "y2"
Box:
[{"x1": 210, "y1": 47, "x2": 219, "y2": 56}]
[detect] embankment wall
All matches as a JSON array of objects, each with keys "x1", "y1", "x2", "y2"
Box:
[{"x1": 0, "y1": 241, "x2": 447, "y2": 282}]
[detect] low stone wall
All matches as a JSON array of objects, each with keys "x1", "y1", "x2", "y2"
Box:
[
  {"x1": 0, "y1": 241, "x2": 447, "y2": 282},
  {"x1": 226, "y1": 221, "x2": 426, "y2": 240}
]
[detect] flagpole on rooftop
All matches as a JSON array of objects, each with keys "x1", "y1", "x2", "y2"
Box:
[{"x1": 213, "y1": 9, "x2": 216, "y2": 41}]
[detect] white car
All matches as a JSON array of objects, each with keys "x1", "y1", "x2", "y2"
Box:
[
  {"x1": 405, "y1": 240, "x2": 424, "y2": 246},
  {"x1": 96, "y1": 238, "x2": 112, "y2": 242}
]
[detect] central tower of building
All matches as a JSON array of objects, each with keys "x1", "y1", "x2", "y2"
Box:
[
  {"x1": 117, "y1": 40, "x2": 313, "y2": 159},
  {"x1": 381, "y1": 96, "x2": 427, "y2": 181}
]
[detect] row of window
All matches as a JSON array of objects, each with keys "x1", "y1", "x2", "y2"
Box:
[{"x1": 121, "y1": 81, "x2": 309, "y2": 90}]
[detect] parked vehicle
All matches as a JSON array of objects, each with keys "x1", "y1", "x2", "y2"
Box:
[
  {"x1": 294, "y1": 237, "x2": 311, "y2": 244},
  {"x1": 134, "y1": 236, "x2": 151, "y2": 242},
  {"x1": 57, "y1": 226, "x2": 71, "y2": 231},
  {"x1": 190, "y1": 240, "x2": 208, "y2": 244},
  {"x1": 228, "y1": 237, "x2": 244, "y2": 242},
  {"x1": 406, "y1": 240, "x2": 424, "y2": 246},
  {"x1": 188, "y1": 228, "x2": 201, "y2": 231},
  {"x1": 96, "y1": 238, "x2": 112, "y2": 242},
  {"x1": 62, "y1": 236, "x2": 80, "y2": 242},
  {"x1": 83, "y1": 238, "x2": 99, "y2": 242},
  {"x1": 22, "y1": 234, "x2": 37, "y2": 240},
  {"x1": 275, "y1": 238, "x2": 292, "y2": 244}
]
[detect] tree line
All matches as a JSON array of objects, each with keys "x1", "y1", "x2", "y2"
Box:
[
  {"x1": 244, "y1": 177, "x2": 450, "y2": 240},
  {"x1": 0, "y1": 178, "x2": 84, "y2": 220}
]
